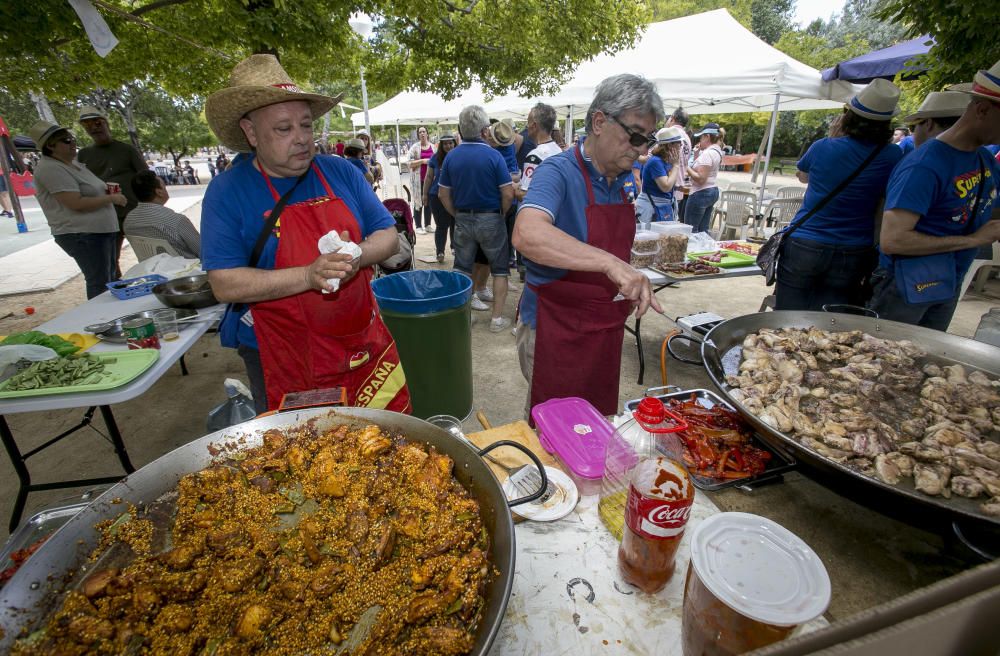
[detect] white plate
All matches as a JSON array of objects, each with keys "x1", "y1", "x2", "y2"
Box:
[{"x1": 502, "y1": 466, "x2": 579, "y2": 522}]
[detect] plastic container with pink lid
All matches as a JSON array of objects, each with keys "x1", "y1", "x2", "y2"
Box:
[{"x1": 531, "y1": 397, "x2": 616, "y2": 496}]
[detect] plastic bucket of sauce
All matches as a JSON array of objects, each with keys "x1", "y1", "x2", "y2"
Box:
[{"x1": 682, "y1": 512, "x2": 830, "y2": 656}]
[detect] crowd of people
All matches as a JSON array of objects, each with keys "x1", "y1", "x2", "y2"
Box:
[{"x1": 14, "y1": 48, "x2": 1000, "y2": 418}]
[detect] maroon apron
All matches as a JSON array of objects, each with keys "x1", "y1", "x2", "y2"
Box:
[
  {"x1": 528, "y1": 147, "x2": 636, "y2": 415},
  {"x1": 251, "y1": 162, "x2": 410, "y2": 413}
]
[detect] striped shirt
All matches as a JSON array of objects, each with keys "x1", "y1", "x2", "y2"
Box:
[{"x1": 123, "y1": 202, "x2": 202, "y2": 259}]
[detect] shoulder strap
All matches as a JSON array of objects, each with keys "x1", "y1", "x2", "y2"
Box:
[
  {"x1": 783, "y1": 142, "x2": 887, "y2": 240},
  {"x1": 248, "y1": 167, "x2": 310, "y2": 269}
]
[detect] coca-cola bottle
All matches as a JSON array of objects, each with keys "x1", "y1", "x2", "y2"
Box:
[{"x1": 603, "y1": 397, "x2": 693, "y2": 594}]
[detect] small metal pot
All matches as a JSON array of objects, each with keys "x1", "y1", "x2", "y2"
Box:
[{"x1": 152, "y1": 274, "x2": 218, "y2": 309}]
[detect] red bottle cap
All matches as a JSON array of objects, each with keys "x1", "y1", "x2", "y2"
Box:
[
  {"x1": 634, "y1": 397, "x2": 689, "y2": 434},
  {"x1": 24, "y1": 307, "x2": 35, "y2": 315}
]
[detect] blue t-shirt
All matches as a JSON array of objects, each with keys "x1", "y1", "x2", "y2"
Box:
[
  {"x1": 897, "y1": 135, "x2": 915, "y2": 156},
  {"x1": 426, "y1": 155, "x2": 441, "y2": 197},
  {"x1": 438, "y1": 140, "x2": 512, "y2": 211},
  {"x1": 201, "y1": 155, "x2": 395, "y2": 349},
  {"x1": 986, "y1": 144, "x2": 1000, "y2": 157},
  {"x1": 789, "y1": 137, "x2": 903, "y2": 247},
  {"x1": 497, "y1": 143, "x2": 518, "y2": 174},
  {"x1": 878, "y1": 139, "x2": 999, "y2": 275},
  {"x1": 517, "y1": 142, "x2": 634, "y2": 328},
  {"x1": 641, "y1": 157, "x2": 674, "y2": 201},
  {"x1": 346, "y1": 156, "x2": 368, "y2": 176}
]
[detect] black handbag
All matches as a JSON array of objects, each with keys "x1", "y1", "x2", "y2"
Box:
[{"x1": 757, "y1": 143, "x2": 887, "y2": 286}]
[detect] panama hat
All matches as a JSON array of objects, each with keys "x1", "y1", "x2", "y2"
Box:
[
  {"x1": 488, "y1": 120, "x2": 515, "y2": 147},
  {"x1": 345, "y1": 138, "x2": 366, "y2": 151},
  {"x1": 206, "y1": 54, "x2": 343, "y2": 152},
  {"x1": 904, "y1": 91, "x2": 971, "y2": 123},
  {"x1": 846, "y1": 78, "x2": 901, "y2": 121},
  {"x1": 693, "y1": 122, "x2": 720, "y2": 136},
  {"x1": 655, "y1": 126, "x2": 684, "y2": 144},
  {"x1": 948, "y1": 59, "x2": 1000, "y2": 103},
  {"x1": 29, "y1": 120, "x2": 69, "y2": 150},
  {"x1": 78, "y1": 105, "x2": 108, "y2": 122}
]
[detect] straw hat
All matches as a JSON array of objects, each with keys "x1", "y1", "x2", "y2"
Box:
[
  {"x1": 846, "y1": 78, "x2": 901, "y2": 121},
  {"x1": 489, "y1": 121, "x2": 515, "y2": 147},
  {"x1": 345, "y1": 138, "x2": 366, "y2": 151},
  {"x1": 948, "y1": 59, "x2": 1000, "y2": 103},
  {"x1": 655, "y1": 126, "x2": 684, "y2": 144},
  {"x1": 205, "y1": 54, "x2": 343, "y2": 152},
  {"x1": 29, "y1": 120, "x2": 68, "y2": 150},
  {"x1": 439, "y1": 133, "x2": 457, "y2": 142},
  {"x1": 904, "y1": 91, "x2": 971, "y2": 123},
  {"x1": 78, "y1": 105, "x2": 107, "y2": 122}
]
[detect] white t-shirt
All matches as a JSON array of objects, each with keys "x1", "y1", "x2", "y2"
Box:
[
  {"x1": 33, "y1": 156, "x2": 119, "y2": 235},
  {"x1": 689, "y1": 145, "x2": 723, "y2": 194},
  {"x1": 676, "y1": 130, "x2": 693, "y2": 198},
  {"x1": 519, "y1": 140, "x2": 563, "y2": 192}
]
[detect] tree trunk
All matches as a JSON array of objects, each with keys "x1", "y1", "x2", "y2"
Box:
[
  {"x1": 29, "y1": 91, "x2": 56, "y2": 123},
  {"x1": 121, "y1": 103, "x2": 142, "y2": 153}
]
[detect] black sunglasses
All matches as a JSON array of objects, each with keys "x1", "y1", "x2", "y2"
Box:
[
  {"x1": 54, "y1": 135, "x2": 76, "y2": 145},
  {"x1": 608, "y1": 114, "x2": 656, "y2": 148}
]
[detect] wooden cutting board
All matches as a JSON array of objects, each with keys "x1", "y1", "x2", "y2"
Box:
[{"x1": 466, "y1": 420, "x2": 563, "y2": 481}]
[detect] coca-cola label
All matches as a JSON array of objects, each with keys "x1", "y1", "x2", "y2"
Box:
[{"x1": 625, "y1": 483, "x2": 693, "y2": 539}]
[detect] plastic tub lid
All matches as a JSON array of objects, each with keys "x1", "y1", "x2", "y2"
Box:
[
  {"x1": 633, "y1": 230, "x2": 659, "y2": 241},
  {"x1": 531, "y1": 397, "x2": 614, "y2": 480},
  {"x1": 690, "y1": 512, "x2": 831, "y2": 627}
]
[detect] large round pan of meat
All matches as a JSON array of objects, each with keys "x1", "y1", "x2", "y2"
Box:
[
  {"x1": 699, "y1": 310, "x2": 1000, "y2": 530},
  {"x1": 0, "y1": 407, "x2": 544, "y2": 655}
]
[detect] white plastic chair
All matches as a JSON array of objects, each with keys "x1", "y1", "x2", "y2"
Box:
[
  {"x1": 728, "y1": 181, "x2": 754, "y2": 193},
  {"x1": 765, "y1": 197, "x2": 804, "y2": 233},
  {"x1": 960, "y1": 242, "x2": 1000, "y2": 298},
  {"x1": 775, "y1": 185, "x2": 805, "y2": 199},
  {"x1": 126, "y1": 235, "x2": 179, "y2": 261},
  {"x1": 714, "y1": 190, "x2": 756, "y2": 240}
]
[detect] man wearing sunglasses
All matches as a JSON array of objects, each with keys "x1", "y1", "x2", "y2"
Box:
[{"x1": 512, "y1": 73, "x2": 665, "y2": 419}]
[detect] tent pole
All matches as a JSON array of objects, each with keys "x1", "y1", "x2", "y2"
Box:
[
  {"x1": 566, "y1": 106, "x2": 574, "y2": 147},
  {"x1": 395, "y1": 120, "x2": 403, "y2": 199},
  {"x1": 755, "y1": 93, "x2": 781, "y2": 216}
]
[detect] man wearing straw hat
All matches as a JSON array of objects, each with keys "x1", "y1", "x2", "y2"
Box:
[
  {"x1": 201, "y1": 54, "x2": 409, "y2": 414},
  {"x1": 905, "y1": 91, "x2": 970, "y2": 149},
  {"x1": 871, "y1": 59, "x2": 1000, "y2": 330}
]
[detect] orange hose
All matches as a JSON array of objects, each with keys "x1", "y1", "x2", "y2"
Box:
[{"x1": 660, "y1": 329, "x2": 681, "y2": 386}]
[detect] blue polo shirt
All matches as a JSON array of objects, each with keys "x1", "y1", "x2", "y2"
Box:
[
  {"x1": 517, "y1": 141, "x2": 634, "y2": 328},
  {"x1": 789, "y1": 137, "x2": 902, "y2": 247},
  {"x1": 202, "y1": 155, "x2": 395, "y2": 349},
  {"x1": 641, "y1": 157, "x2": 674, "y2": 201},
  {"x1": 346, "y1": 156, "x2": 368, "y2": 176},
  {"x1": 438, "y1": 140, "x2": 512, "y2": 211},
  {"x1": 897, "y1": 135, "x2": 915, "y2": 156},
  {"x1": 497, "y1": 143, "x2": 518, "y2": 174},
  {"x1": 878, "y1": 139, "x2": 998, "y2": 275}
]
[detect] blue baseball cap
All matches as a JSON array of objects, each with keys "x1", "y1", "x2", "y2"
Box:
[{"x1": 694, "y1": 122, "x2": 720, "y2": 137}]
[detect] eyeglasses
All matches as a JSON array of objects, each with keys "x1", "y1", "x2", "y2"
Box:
[
  {"x1": 53, "y1": 135, "x2": 76, "y2": 146},
  {"x1": 608, "y1": 114, "x2": 656, "y2": 149}
]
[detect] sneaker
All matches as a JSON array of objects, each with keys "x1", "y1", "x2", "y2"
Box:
[
  {"x1": 0, "y1": 211, "x2": 12, "y2": 218},
  {"x1": 489, "y1": 317, "x2": 511, "y2": 333},
  {"x1": 415, "y1": 227, "x2": 426, "y2": 235},
  {"x1": 476, "y1": 287, "x2": 494, "y2": 302},
  {"x1": 471, "y1": 296, "x2": 490, "y2": 311},
  {"x1": 436, "y1": 252, "x2": 445, "y2": 263}
]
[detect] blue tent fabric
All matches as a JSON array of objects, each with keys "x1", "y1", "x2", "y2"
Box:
[{"x1": 821, "y1": 36, "x2": 935, "y2": 83}]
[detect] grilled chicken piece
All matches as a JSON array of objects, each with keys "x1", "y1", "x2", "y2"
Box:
[
  {"x1": 913, "y1": 463, "x2": 951, "y2": 497},
  {"x1": 950, "y1": 476, "x2": 986, "y2": 498},
  {"x1": 358, "y1": 425, "x2": 391, "y2": 458},
  {"x1": 874, "y1": 454, "x2": 901, "y2": 485}
]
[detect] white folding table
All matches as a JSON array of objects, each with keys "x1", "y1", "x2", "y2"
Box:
[{"x1": 0, "y1": 292, "x2": 223, "y2": 531}]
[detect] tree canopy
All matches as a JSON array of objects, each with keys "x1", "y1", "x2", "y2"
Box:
[{"x1": 1, "y1": 0, "x2": 648, "y2": 102}]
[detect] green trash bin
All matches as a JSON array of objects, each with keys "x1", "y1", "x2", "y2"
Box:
[{"x1": 371, "y1": 271, "x2": 473, "y2": 419}]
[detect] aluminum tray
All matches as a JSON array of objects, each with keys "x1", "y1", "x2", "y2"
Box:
[
  {"x1": 1, "y1": 502, "x2": 89, "y2": 585},
  {"x1": 625, "y1": 387, "x2": 796, "y2": 491}
]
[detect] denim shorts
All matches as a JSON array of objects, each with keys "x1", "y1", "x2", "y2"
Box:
[{"x1": 453, "y1": 212, "x2": 509, "y2": 276}]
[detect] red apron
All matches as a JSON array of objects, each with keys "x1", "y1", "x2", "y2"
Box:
[
  {"x1": 528, "y1": 147, "x2": 636, "y2": 416},
  {"x1": 251, "y1": 162, "x2": 410, "y2": 413}
]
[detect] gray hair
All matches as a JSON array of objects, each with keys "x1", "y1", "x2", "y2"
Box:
[
  {"x1": 585, "y1": 74, "x2": 664, "y2": 134},
  {"x1": 459, "y1": 105, "x2": 490, "y2": 141},
  {"x1": 531, "y1": 102, "x2": 557, "y2": 134}
]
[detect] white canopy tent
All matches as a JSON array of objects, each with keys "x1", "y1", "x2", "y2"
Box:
[{"x1": 352, "y1": 9, "x2": 864, "y2": 208}]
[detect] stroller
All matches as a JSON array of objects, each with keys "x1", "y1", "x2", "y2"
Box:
[{"x1": 377, "y1": 197, "x2": 417, "y2": 276}]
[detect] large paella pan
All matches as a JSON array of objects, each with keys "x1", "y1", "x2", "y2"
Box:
[
  {"x1": 700, "y1": 311, "x2": 1000, "y2": 528},
  {"x1": 0, "y1": 407, "x2": 544, "y2": 654}
]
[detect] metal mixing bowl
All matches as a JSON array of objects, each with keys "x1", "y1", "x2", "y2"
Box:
[{"x1": 152, "y1": 274, "x2": 219, "y2": 309}]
